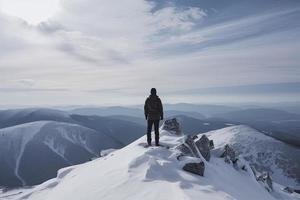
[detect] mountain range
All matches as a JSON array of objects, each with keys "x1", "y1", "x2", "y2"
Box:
[
  {"x1": 0, "y1": 123, "x2": 299, "y2": 200},
  {"x1": 0, "y1": 108, "x2": 144, "y2": 187}
]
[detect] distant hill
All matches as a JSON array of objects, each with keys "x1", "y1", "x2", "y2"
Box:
[
  {"x1": 217, "y1": 108, "x2": 300, "y2": 122},
  {"x1": 70, "y1": 106, "x2": 206, "y2": 119},
  {"x1": 70, "y1": 106, "x2": 143, "y2": 118},
  {"x1": 164, "y1": 103, "x2": 240, "y2": 117},
  {"x1": 215, "y1": 108, "x2": 300, "y2": 146},
  {"x1": 0, "y1": 108, "x2": 75, "y2": 128},
  {"x1": 0, "y1": 121, "x2": 120, "y2": 187},
  {"x1": 0, "y1": 108, "x2": 145, "y2": 187},
  {"x1": 171, "y1": 115, "x2": 235, "y2": 135}
]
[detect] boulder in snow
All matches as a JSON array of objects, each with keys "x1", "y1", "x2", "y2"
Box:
[
  {"x1": 192, "y1": 135, "x2": 198, "y2": 140},
  {"x1": 184, "y1": 135, "x2": 201, "y2": 158},
  {"x1": 257, "y1": 172, "x2": 273, "y2": 192},
  {"x1": 283, "y1": 187, "x2": 294, "y2": 194},
  {"x1": 176, "y1": 143, "x2": 193, "y2": 157},
  {"x1": 162, "y1": 118, "x2": 182, "y2": 135},
  {"x1": 209, "y1": 140, "x2": 214, "y2": 149},
  {"x1": 220, "y1": 144, "x2": 236, "y2": 163},
  {"x1": 195, "y1": 135, "x2": 211, "y2": 161},
  {"x1": 182, "y1": 162, "x2": 205, "y2": 176},
  {"x1": 175, "y1": 135, "x2": 199, "y2": 157}
]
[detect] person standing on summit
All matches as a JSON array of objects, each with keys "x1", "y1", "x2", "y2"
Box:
[{"x1": 144, "y1": 88, "x2": 164, "y2": 146}]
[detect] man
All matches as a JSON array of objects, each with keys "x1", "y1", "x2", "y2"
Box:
[{"x1": 144, "y1": 88, "x2": 164, "y2": 146}]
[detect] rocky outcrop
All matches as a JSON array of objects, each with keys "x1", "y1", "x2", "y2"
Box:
[
  {"x1": 162, "y1": 118, "x2": 182, "y2": 135},
  {"x1": 209, "y1": 140, "x2": 214, "y2": 149},
  {"x1": 257, "y1": 172, "x2": 273, "y2": 192},
  {"x1": 195, "y1": 135, "x2": 211, "y2": 161},
  {"x1": 219, "y1": 144, "x2": 275, "y2": 193},
  {"x1": 283, "y1": 187, "x2": 300, "y2": 194},
  {"x1": 182, "y1": 162, "x2": 205, "y2": 176},
  {"x1": 176, "y1": 134, "x2": 215, "y2": 177},
  {"x1": 220, "y1": 144, "x2": 236, "y2": 163},
  {"x1": 184, "y1": 135, "x2": 201, "y2": 158},
  {"x1": 176, "y1": 136, "x2": 199, "y2": 158},
  {"x1": 250, "y1": 165, "x2": 273, "y2": 192}
]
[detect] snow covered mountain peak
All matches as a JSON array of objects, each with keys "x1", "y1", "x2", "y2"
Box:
[
  {"x1": 2, "y1": 127, "x2": 299, "y2": 200},
  {"x1": 206, "y1": 125, "x2": 300, "y2": 188}
]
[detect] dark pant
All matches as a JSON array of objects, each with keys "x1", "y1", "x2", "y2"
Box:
[{"x1": 147, "y1": 120, "x2": 160, "y2": 145}]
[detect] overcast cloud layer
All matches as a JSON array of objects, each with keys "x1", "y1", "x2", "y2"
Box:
[{"x1": 0, "y1": 0, "x2": 300, "y2": 105}]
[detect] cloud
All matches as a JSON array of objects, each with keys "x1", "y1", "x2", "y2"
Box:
[
  {"x1": 15, "y1": 79, "x2": 35, "y2": 87},
  {"x1": 152, "y1": 7, "x2": 206, "y2": 31},
  {"x1": 0, "y1": 0, "x2": 299, "y2": 105},
  {"x1": 0, "y1": 87, "x2": 69, "y2": 93}
]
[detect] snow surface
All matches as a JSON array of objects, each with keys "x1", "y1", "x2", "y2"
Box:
[
  {"x1": 1, "y1": 128, "x2": 299, "y2": 200},
  {"x1": 205, "y1": 125, "x2": 300, "y2": 188}
]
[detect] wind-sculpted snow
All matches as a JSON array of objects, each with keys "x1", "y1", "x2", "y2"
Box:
[
  {"x1": 205, "y1": 125, "x2": 300, "y2": 188},
  {"x1": 2, "y1": 129, "x2": 299, "y2": 200}
]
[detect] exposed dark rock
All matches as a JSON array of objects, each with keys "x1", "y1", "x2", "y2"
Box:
[
  {"x1": 176, "y1": 153, "x2": 185, "y2": 161},
  {"x1": 182, "y1": 162, "x2": 205, "y2": 176},
  {"x1": 192, "y1": 135, "x2": 198, "y2": 140},
  {"x1": 162, "y1": 118, "x2": 182, "y2": 135},
  {"x1": 283, "y1": 187, "x2": 294, "y2": 193},
  {"x1": 257, "y1": 172, "x2": 273, "y2": 192},
  {"x1": 241, "y1": 165, "x2": 247, "y2": 171},
  {"x1": 220, "y1": 144, "x2": 236, "y2": 163},
  {"x1": 209, "y1": 140, "x2": 214, "y2": 149},
  {"x1": 251, "y1": 166, "x2": 273, "y2": 192},
  {"x1": 175, "y1": 144, "x2": 193, "y2": 157},
  {"x1": 184, "y1": 135, "x2": 201, "y2": 158},
  {"x1": 195, "y1": 135, "x2": 211, "y2": 161}
]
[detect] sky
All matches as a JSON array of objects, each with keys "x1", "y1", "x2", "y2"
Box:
[{"x1": 0, "y1": 0, "x2": 299, "y2": 106}]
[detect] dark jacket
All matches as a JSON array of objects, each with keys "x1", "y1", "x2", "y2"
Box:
[{"x1": 144, "y1": 95, "x2": 163, "y2": 120}]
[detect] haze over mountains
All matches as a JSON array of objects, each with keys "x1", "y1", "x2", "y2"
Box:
[
  {"x1": 0, "y1": 102, "x2": 299, "y2": 189},
  {"x1": 69, "y1": 103, "x2": 300, "y2": 146}
]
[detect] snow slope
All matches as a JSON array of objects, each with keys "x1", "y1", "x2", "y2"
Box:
[
  {"x1": 205, "y1": 125, "x2": 300, "y2": 188},
  {"x1": 1, "y1": 129, "x2": 299, "y2": 200}
]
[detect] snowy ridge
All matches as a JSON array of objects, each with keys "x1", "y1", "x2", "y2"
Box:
[
  {"x1": 0, "y1": 120, "x2": 122, "y2": 187},
  {"x1": 1, "y1": 128, "x2": 299, "y2": 200},
  {"x1": 0, "y1": 121, "x2": 49, "y2": 185},
  {"x1": 43, "y1": 135, "x2": 72, "y2": 165},
  {"x1": 205, "y1": 125, "x2": 300, "y2": 188},
  {"x1": 45, "y1": 123, "x2": 99, "y2": 157}
]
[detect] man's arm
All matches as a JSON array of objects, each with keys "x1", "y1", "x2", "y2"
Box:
[{"x1": 144, "y1": 98, "x2": 149, "y2": 120}]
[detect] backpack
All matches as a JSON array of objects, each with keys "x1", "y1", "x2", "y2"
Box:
[{"x1": 147, "y1": 96, "x2": 160, "y2": 113}]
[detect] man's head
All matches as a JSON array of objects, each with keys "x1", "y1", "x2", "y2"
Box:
[{"x1": 150, "y1": 88, "x2": 157, "y2": 95}]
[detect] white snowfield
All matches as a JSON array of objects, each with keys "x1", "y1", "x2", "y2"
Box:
[
  {"x1": 1, "y1": 126, "x2": 299, "y2": 200},
  {"x1": 205, "y1": 125, "x2": 300, "y2": 188}
]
